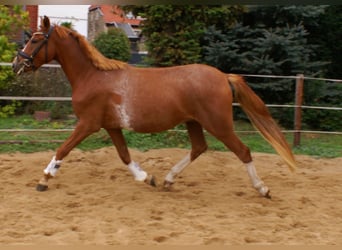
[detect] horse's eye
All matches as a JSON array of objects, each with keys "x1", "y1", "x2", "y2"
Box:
[{"x1": 31, "y1": 40, "x2": 38, "y2": 44}]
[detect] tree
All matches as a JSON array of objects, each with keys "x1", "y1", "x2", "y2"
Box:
[
  {"x1": 202, "y1": 23, "x2": 325, "y2": 104},
  {"x1": 239, "y1": 5, "x2": 341, "y2": 130},
  {"x1": 242, "y1": 5, "x2": 326, "y2": 28},
  {"x1": 203, "y1": 6, "x2": 328, "y2": 74},
  {"x1": 92, "y1": 28, "x2": 131, "y2": 62},
  {"x1": 143, "y1": 6, "x2": 203, "y2": 66},
  {"x1": 0, "y1": 5, "x2": 28, "y2": 117},
  {"x1": 201, "y1": 5, "x2": 331, "y2": 129},
  {"x1": 60, "y1": 21, "x2": 74, "y2": 30},
  {"x1": 125, "y1": 5, "x2": 244, "y2": 66},
  {"x1": 308, "y1": 5, "x2": 342, "y2": 79}
]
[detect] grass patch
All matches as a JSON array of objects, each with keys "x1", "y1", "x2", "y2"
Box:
[{"x1": 0, "y1": 115, "x2": 341, "y2": 158}]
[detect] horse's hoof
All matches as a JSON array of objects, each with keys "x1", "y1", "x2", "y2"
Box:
[
  {"x1": 264, "y1": 190, "x2": 271, "y2": 199},
  {"x1": 256, "y1": 184, "x2": 271, "y2": 199},
  {"x1": 163, "y1": 180, "x2": 174, "y2": 191},
  {"x1": 36, "y1": 184, "x2": 48, "y2": 192},
  {"x1": 145, "y1": 175, "x2": 157, "y2": 187}
]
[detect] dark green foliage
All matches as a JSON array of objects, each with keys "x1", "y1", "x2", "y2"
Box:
[
  {"x1": 0, "y1": 5, "x2": 28, "y2": 118},
  {"x1": 127, "y1": 5, "x2": 245, "y2": 66},
  {"x1": 202, "y1": 23, "x2": 325, "y2": 104},
  {"x1": 92, "y1": 28, "x2": 131, "y2": 62},
  {"x1": 244, "y1": 5, "x2": 341, "y2": 79},
  {"x1": 308, "y1": 5, "x2": 342, "y2": 79},
  {"x1": 60, "y1": 21, "x2": 73, "y2": 30},
  {"x1": 243, "y1": 5, "x2": 326, "y2": 28},
  {"x1": 202, "y1": 5, "x2": 339, "y2": 130},
  {"x1": 302, "y1": 82, "x2": 342, "y2": 131},
  {"x1": 139, "y1": 5, "x2": 204, "y2": 66}
]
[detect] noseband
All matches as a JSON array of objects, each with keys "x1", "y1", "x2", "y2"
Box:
[{"x1": 16, "y1": 26, "x2": 54, "y2": 70}]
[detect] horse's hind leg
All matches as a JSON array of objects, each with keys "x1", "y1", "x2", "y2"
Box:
[
  {"x1": 201, "y1": 106, "x2": 270, "y2": 197},
  {"x1": 211, "y1": 129, "x2": 270, "y2": 198},
  {"x1": 164, "y1": 121, "x2": 207, "y2": 188},
  {"x1": 106, "y1": 128, "x2": 156, "y2": 186}
]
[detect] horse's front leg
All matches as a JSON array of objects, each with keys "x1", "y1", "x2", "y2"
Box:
[
  {"x1": 106, "y1": 128, "x2": 156, "y2": 186},
  {"x1": 36, "y1": 122, "x2": 98, "y2": 191}
]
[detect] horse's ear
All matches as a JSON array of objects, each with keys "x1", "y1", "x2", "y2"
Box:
[{"x1": 40, "y1": 15, "x2": 50, "y2": 30}]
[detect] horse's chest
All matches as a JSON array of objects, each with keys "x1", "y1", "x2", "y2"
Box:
[
  {"x1": 109, "y1": 90, "x2": 135, "y2": 130},
  {"x1": 114, "y1": 102, "x2": 132, "y2": 130}
]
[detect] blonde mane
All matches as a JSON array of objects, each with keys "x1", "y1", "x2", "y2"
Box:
[{"x1": 54, "y1": 25, "x2": 127, "y2": 70}]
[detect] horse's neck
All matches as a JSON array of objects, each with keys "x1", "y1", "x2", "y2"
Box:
[{"x1": 54, "y1": 38, "x2": 96, "y2": 87}]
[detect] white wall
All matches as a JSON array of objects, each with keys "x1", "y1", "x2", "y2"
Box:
[{"x1": 38, "y1": 5, "x2": 89, "y2": 37}]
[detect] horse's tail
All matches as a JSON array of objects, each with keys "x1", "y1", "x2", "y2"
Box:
[{"x1": 227, "y1": 74, "x2": 296, "y2": 171}]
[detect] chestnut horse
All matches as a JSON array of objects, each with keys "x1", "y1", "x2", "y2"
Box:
[{"x1": 12, "y1": 16, "x2": 296, "y2": 198}]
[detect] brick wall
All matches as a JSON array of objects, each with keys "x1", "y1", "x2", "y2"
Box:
[
  {"x1": 10, "y1": 5, "x2": 38, "y2": 46},
  {"x1": 26, "y1": 5, "x2": 38, "y2": 32}
]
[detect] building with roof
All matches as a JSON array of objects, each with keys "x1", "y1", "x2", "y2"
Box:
[
  {"x1": 88, "y1": 5, "x2": 147, "y2": 64},
  {"x1": 88, "y1": 5, "x2": 143, "y2": 44}
]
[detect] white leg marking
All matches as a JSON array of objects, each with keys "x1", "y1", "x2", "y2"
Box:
[
  {"x1": 245, "y1": 161, "x2": 269, "y2": 196},
  {"x1": 127, "y1": 161, "x2": 147, "y2": 181},
  {"x1": 43, "y1": 156, "x2": 62, "y2": 177},
  {"x1": 165, "y1": 153, "x2": 191, "y2": 183}
]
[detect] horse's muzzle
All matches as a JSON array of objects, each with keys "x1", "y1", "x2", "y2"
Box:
[{"x1": 12, "y1": 57, "x2": 30, "y2": 75}]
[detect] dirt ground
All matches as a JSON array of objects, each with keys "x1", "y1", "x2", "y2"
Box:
[{"x1": 0, "y1": 147, "x2": 341, "y2": 245}]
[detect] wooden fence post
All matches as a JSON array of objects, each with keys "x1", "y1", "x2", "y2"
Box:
[{"x1": 293, "y1": 74, "x2": 304, "y2": 147}]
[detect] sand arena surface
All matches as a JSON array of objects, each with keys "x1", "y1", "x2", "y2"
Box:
[{"x1": 0, "y1": 147, "x2": 341, "y2": 245}]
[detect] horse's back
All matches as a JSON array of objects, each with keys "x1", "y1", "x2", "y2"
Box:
[{"x1": 126, "y1": 64, "x2": 229, "y2": 101}]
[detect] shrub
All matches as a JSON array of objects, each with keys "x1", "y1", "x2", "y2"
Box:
[{"x1": 92, "y1": 28, "x2": 131, "y2": 62}]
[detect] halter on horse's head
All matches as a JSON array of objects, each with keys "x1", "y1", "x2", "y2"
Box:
[{"x1": 12, "y1": 16, "x2": 54, "y2": 75}]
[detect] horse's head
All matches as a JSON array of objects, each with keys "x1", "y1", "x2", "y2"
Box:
[{"x1": 12, "y1": 16, "x2": 56, "y2": 75}]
